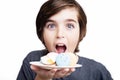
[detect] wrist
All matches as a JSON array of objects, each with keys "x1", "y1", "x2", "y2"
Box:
[{"x1": 35, "y1": 74, "x2": 52, "y2": 80}]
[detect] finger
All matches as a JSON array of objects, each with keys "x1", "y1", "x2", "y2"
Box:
[
  {"x1": 69, "y1": 68, "x2": 76, "y2": 72},
  {"x1": 34, "y1": 69, "x2": 57, "y2": 80},
  {"x1": 30, "y1": 65, "x2": 41, "y2": 71},
  {"x1": 54, "y1": 68, "x2": 70, "y2": 78},
  {"x1": 31, "y1": 65, "x2": 51, "y2": 72},
  {"x1": 37, "y1": 68, "x2": 57, "y2": 79},
  {"x1": 31, "y1": 65, "x2": 58, "y2": 79},
  {"x1": 57, "y1": 68, "x2": 76, "y2": 78},
  {"x1": 48, "y1": 69, "x2": 58, "y2": 76},
  {"x1": 65, "y1": 68, "x2": 76, "y2": 76}
]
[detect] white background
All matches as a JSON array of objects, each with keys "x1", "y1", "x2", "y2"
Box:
[{"x1": 0, "y1": 0, "x2": 120, "y2": 80}]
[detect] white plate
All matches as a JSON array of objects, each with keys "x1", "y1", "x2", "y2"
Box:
[{"x1": 30, "y1": 61, "x2": 82, "y2": 70}]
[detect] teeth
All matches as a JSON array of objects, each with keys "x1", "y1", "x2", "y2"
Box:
[
  {"x1": 57, "y1": 44, "x2": 65, "y2": 46},
  {"x1": 56, "y1": 43, "x2": 67, "y2": 53}
]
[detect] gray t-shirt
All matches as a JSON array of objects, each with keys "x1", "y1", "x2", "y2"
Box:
[{"x1": 17, "y1": 49, "x2": 113, "y2": 80}]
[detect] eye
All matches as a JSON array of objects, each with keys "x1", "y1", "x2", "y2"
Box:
[
  {"x1": 66, "y1": 23, "x2": 74, "y2": 29},
  {"x1": 47, "y1": 24, "x2": 56, "y2": 30}
]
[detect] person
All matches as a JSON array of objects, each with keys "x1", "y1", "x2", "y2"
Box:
[{"x1": 17, "y1": 0, "x2": 113, "y2": 80}]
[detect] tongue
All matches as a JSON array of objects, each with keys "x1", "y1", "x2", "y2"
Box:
[{"x1": 56, "y1": 46, "x2": 65, "y2": 53}]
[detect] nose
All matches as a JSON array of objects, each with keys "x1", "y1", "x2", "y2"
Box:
[{"x1": 56, "y1": 27, "x2": 65, "y2": 39}]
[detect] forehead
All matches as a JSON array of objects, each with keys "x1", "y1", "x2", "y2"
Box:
[{"x1": 48, "y1": 8, "x2": 79, "y2": 22}]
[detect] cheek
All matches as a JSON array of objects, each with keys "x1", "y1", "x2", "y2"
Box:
[
  {"x1": 43, "y1": 31, "x2": 51, "y2": 46},
  {"x1": 43, "y1": 29, "x2": 52, "y2": 41},
  {"x1": 71, "y1": 36, "x2": 79, "y2": 46},
  {"x1": 68, "y1": 34, "x2": 79, "y2": 48},
  {"x1": 43, "y1": 30, "x2": 55, "y2": 50},
  {"x1": 43, "y1": 35, "x2": 52, "y2": 51},
  {"x1": 71, "y1": 29, "x2": 79, "y2": 42},
  {"x1": 69, "y1": 30, "x2": 80, "y2": 48}
]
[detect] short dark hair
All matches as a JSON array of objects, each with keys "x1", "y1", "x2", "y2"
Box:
[{"x1": 36, "y1": 0, "x2": 87, "y2": 52}]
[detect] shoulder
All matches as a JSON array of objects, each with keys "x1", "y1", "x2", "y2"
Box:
[
  {"x1": 78, "y1": 56, "x2": 113, "y2": 79},
  {"x1": 78, "y1": 56, "x2": 103, "y2": 67},
  {"x1": 78, "y1": 56, "x2": 107, "y2": 71},
  {"x1": 78, "y1": 56, "x2": 102, "y2": 66}
]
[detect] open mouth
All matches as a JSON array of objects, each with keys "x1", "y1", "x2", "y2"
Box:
[{"x1": 55, "y1": 44, "x2": 67, "y2": 53}]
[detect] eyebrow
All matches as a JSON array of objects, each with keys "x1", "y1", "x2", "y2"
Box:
[
  {"x1": 46, "y1": 19, "x2": 77, "y2": 23},
  {"x1": 46, "y1": 19, "x2": 55, "y2": 23},
  {"x1": 65, "y1": 19, "x2": 77, "y2": 23}
]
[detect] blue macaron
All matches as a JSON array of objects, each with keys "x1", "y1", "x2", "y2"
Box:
[{"x1": 56, "y1": 53, "x2": 70, "y2": 66}]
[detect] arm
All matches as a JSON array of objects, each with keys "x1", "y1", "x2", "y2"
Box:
[
  {"x1": 17, "y1": 60, "x2": 35, "y2": 80},
  {"x1": 92, "y1": 62, "x2": 113, "y2": 80},
  {"x1": 31, "y1": 65, "x2": 75, "y2": 80}
]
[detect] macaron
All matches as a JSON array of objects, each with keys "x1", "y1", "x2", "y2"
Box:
[
  {"x1": 41, "y1": 52, "x2": 58, "y2": 65},
  {"x1": 56, "y1": 53, "x2": 78, "y2": 66}
]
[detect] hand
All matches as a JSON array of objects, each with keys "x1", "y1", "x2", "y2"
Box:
[{"x1": 31, "y1": 65, "x2": 75, "y2": 80}]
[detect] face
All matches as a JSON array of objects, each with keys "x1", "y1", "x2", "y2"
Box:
[{"x1": 43, "y1": 8, "x2": 80, "y2": 53}]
